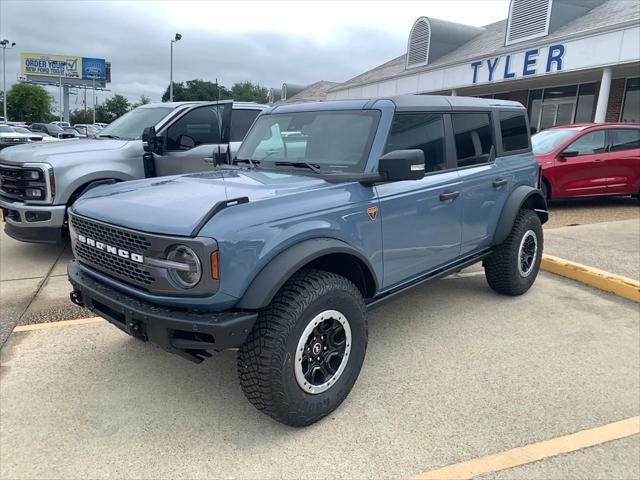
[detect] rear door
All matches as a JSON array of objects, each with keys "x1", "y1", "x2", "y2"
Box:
[
  {"x1": 604, "y1": 128, "x2": 640, "y2": 195},
  {"x1": 154, "y1": 104, "x2": 226, "y2": 176},
  {"x1": 453, "y1": 111, "x2": 510, "y2": 255},
  {"x1": 377, "y1": 112, "x2": 462, "y2": 288},
  {"x1": 553, "y1": 129, "x2": 609, "y2": 197}
]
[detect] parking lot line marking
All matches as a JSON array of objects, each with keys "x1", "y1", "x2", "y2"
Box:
[
  {"x1": 13, "y1": 317, "x2": 104, "y2": 332},
  {"x1": 541, "y1": 254, "x2": 640, "y2": 303},
  {"x1": 412, "y1": 416, "x2": 640, "y2": 480}
]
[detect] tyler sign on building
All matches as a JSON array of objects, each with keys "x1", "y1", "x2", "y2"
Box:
[{"x1": 470, "y1": 44, "x2": 565, "y2": 83}]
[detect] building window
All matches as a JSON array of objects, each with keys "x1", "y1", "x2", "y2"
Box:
[
  {"x1": 621, "y1": 78, "x2": 640, "y2": 123},
  {"x1": 528, "y1": 90, "x2": 543, "y2": 133},
  {"x1": 452, "y1": 113, "x2": 494, "y2": 167},
  {"x1": 385, "y1": 113, "x2": 446, "y2": 172},
  {"x1": 499, "y1": 110, "x2": 529, "y2": 152},
  {"x1": 575, "y1": 83, "x2": 597, "y2": 123}
]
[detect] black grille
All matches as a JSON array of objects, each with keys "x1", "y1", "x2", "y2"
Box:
[
  {"x1": 0, "y1": 165, "x2": 47, "y2": 201},
  {"x1": 70, "y1": 215, "x2": 155, "y2": 287}
]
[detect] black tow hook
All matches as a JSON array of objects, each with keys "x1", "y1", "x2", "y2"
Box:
[
  {"x1": 70, "y1": 290, "x2": 84, "y2": 308},
  {"x1": 127, "y1": 320, "x2": 148, "y2": 341}
]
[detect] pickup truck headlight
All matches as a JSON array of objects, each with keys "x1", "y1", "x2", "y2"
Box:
[{"x1": 166, "y1": 245, "x2": 202, "y2": 288}]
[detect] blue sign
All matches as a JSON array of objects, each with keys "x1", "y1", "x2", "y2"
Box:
[
  {"x1": 471, "y1": 44, "x2": 565, "y2": 84},
  {"x1": 81, "y1": 57, "x2": 106, "y2": 81}
]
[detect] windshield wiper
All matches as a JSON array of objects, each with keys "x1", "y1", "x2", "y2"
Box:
[
  {"x1": 234, "y1": 158, "x2": 260, "y2": 168},
  {"x1": 97, "y1": 134, "x2": 120, "y2": 139},
  {"x1": 274, "y1": 161, "x2": 322, "y2": 173}
]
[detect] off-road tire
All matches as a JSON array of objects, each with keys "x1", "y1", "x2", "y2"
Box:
[
  {"x1": 484, "y1": 209, "x2": 543, "y2": 296},
  {"x1": 237, "y1": 269, "x2": 368, "y2": 427}
]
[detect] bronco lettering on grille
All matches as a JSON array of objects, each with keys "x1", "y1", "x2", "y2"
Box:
[{"x1": 77, "y1": 234, "x2": 144, "y2": 263}]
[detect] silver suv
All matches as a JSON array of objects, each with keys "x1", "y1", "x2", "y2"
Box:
[{"x1": 0, "y1": 100, "x2": 266, "y2": 243}]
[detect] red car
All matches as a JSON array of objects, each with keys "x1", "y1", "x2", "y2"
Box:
[{"x1": 531, "y1": 123, "x2": 640, "y2": 201}]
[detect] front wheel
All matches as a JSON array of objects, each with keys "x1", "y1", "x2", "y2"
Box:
[
  {"x1": 484, "y1": 209, "x2": 543, "y2": 296},
  {"x1": 237, "y1": 269, "x2": 368, "y2": 427}
]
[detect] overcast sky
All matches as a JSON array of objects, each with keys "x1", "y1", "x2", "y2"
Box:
[{"x1": 1, "y1": 0, "x2": 509, "y2": 109}]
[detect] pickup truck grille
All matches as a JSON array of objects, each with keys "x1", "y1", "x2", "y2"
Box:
[
  {"x1": 70, "y1": 215, "x2": 156, "y2": 287},
  {"x1": 0, "y1": 164, "x2": 48, "y2": 202},
  {"x1": 0, "y1": 137, "x2": 28, "y2": 145}
]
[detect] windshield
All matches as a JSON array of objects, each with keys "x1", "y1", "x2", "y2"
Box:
[
  {"x1": 98, "y1": 106, "x2": 174, "y2": 140},
  {"x1": 47, "y1": 124, "x2": 64, "y2": 133},
  {"x1": 531, "y1": 129, "x2": 578, "y2": 155},
  {"x1": 0, "y1": 125, "x2": 14, "y2": 133},
  {"x1": 236, "y1": 110, "x2": 380, "y2": 172}
]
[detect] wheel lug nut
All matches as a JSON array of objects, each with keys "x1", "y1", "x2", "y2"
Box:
[{"x1": 324, "y1": 346, "x2": 327, "y2": 350}]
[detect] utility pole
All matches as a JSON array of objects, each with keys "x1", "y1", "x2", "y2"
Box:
[
  {"x1": 169, "y1": 33, "x2": 182, "y2": 102},
  {"x1": 92, "y1": 78, "x2": 96, "y2": 124},
  {"x1": 59, "y1": 76, "x2": 63, "y2": 122},
  {"x1": 0, "y1": 39, "x2": 16, "y2": 122}
]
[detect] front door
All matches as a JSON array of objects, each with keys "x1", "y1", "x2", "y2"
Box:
[
  {"x1": 154, "y1": 103, "x2": 230, "y2": 176},
  {"x1": 377, "y1": 112, "x2": 462, "y2": 288},
  {"x1": 554, "y1": 129, "x2": 609, "y2": 197}
]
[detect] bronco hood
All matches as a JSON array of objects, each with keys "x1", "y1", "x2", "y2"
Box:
[
  {"x1": 72, "y1": 169, "x2": 329, "y2": 236},
  {"x1": 0, "y1": 139, "x2": 130, "y2": 166}
]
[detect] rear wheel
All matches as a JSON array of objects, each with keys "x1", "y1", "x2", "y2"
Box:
[
  {"x1": 237, "y1": 269, "x2": 367, "y2": 427},
  {"x1": 484, "y1": 209, "x2": 543, "y2": 296}
]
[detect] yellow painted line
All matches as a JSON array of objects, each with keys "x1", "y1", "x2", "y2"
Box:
[
  {"x1": 13, "y1": 317, "x2": 104, "y2": 332},
  {"x1": 541, "y1": 254, "x2": 640, "y2": 303},
  {"x1": 412, "y1": 416, "x2": 640, "y2": 480}
]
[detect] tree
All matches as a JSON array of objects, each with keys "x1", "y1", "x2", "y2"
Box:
[
  {"x1": 161, "y1": 79, "x2": 232, "y2": 102},
  {"x1": 4, "y1": 83, "x2": 54, "y2": 122},
  {"x1": 98, "y1": 94, "x2": 131, "y2": 122},
  {"x1": 230, "y1": 81, "x2": 269, "y2": 103},
  {"x1": 130, "y1": 95, "x2": 151, "y2": 110},
  {"x1": 70, "y1": 108, "x2": 95, "y2": 125}
]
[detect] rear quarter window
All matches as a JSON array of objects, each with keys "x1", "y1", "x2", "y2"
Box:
[
  {"x1": 609, "y1": 128, "x2": 640, "y2": 152},
  {"x1": 499, "y1": 110, "x2": 529, "y2": 153}
]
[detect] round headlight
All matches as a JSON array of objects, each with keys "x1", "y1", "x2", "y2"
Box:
[{"x1": 166, "y1": 245, "x2": 201, "y2": 289}]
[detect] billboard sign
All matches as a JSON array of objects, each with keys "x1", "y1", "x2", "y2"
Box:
[
  {"x1": 82, "y1": 57, "x2": 106, "y2": 81},
  {"x1": 21, "y1": 53, "x2": 107, "y2": 82}
]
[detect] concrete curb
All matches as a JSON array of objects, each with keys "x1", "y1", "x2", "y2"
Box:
[{"x1": 541, "y1": 254, "x2": 640, "y2": 303}]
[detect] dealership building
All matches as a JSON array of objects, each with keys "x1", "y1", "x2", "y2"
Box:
[{"x1": 327, "y1": 0, "x2": 640, "y2": 131}]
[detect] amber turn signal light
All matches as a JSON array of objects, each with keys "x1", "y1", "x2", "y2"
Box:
[{"x1": 210, "y1": 251, "x2": 220, "y2": 279}]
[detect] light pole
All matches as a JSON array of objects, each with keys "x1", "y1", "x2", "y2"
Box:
[
  {"x1": 169, "y1": 33, "x2": 182, "y2": 102},
  {"x1": 1, "y1": 39, "x2": 16, "y2": 122}
]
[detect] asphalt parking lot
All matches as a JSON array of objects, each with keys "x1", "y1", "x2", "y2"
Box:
[{"x1": 0, "y1": 199, "x2": 638, "y2": 479}]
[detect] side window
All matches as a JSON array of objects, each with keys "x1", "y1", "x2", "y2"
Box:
[
  {"x1": 166, "y1": 106, "x2": 221, "y2": 151},
  {"x1": 230, "y1": 110, "x2": 260, "y2": 142},
  {"x1": 385, "y1": 113, "x2": 446, "y2": 172},
  {"x1": 565, "y1": 131, "x2": 606, "y2": 155},
  {"x1": 499, "y1": 110, "x2": 529, "y2": 152},
  {"x1": 609, "y1": 129, "x2": 640, "y2": 152},
  {"x1": 452, "y1": 113, "x2": 494, "y2": 168}
]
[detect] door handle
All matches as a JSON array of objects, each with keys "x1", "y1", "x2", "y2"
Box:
[
  {"x1": 594, "y1": 158, "x2": 603, "y2": 162},
  {"x1": 492, "y1": 178, "x2": 508, "y2": 188},
  {"x1": 440, "y1": 191, "x2": 460, "y2": 202}
]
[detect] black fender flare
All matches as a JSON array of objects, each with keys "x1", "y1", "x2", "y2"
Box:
[
  {"x1": 492, "y1": 186, "x2": 548, "y2": 246},
  {"x1": 236, "y1": 238, "x2": 378, "y2": 310}
]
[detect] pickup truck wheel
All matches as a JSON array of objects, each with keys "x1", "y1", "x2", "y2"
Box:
[
  {"x1": 484, "y1": 209, "x2": 543, "y2": 296},
  {"x1": 237, "y1": 269, "x2": 367, "y2": 427}
]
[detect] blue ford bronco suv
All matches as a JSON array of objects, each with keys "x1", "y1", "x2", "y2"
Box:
[{"x1": 67, "y1": 95, "x2": 548, "y2": 426}]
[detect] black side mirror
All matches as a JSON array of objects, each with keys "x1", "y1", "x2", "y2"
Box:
[
  {"x1": 559, "y1": 150, "x2": 579, "y2": 159},
  {"x1": 378, "y1": 149, "x2": 425, "y2": 182},
  {"x1": 142, "y1": 126, "x2": 156, "y2": 153}
]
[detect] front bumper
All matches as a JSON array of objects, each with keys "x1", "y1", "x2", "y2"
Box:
[
  {"x1": 0, "y1": 197, "x2": 66, "y2": 244},
  {"x1": 68, "y1": 260, "x2": 258, "y2": 363}
]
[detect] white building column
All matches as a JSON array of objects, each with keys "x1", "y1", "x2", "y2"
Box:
[
  {"x1": 594, "y1": 67, "x2": 612, "y2": 123},
  {"x1": 451, "y1": 89, "x2": 457, "y2": 96}
]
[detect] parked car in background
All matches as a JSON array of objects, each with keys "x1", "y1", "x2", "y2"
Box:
[
  {"x1": 74, "y1": 124, "x2": 100, "y2": 138},
  {"x1": 532, "y1": 123, "x2": 640, "y2": 201},
  {"x1": 93, "y1": 123, "x2": 107, "y2": 129},
  {"x1": 63, "y1": 127, "x2": 84, "y2": 138},
  {"x1": 0, "y1": 100, "x2": 266, "y2": 243},
  {"x1": 30, "y1": 123, "x2": 77, "y2": 139},
  {"x1": 50, "y1": 121, "x2": 71, "y2": 128},
  {"x1": 0, "y1": 125, "x2": 30, "y2": 149},
  {"x1": 11, "y1": 126, "x2": 56, "y2": 143}
]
